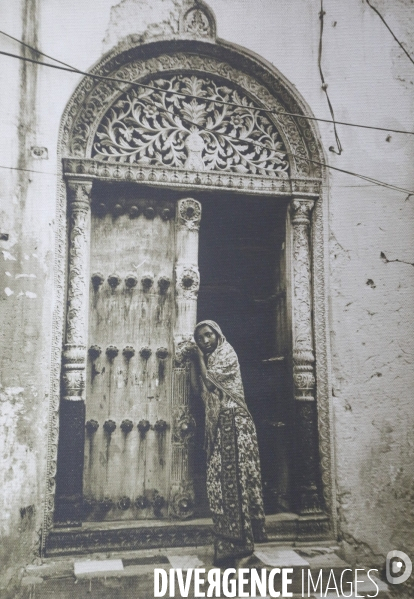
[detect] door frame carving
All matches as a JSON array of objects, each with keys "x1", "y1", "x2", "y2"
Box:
[{"x1": 43, "y1": 19, "x2": 335, "y2": 553}]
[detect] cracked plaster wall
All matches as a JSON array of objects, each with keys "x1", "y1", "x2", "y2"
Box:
[{"x1": 0, "y1": 0, "x2": 413, "y2": 592}]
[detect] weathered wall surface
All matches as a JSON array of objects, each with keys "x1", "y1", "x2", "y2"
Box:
[{"x1": 0, "y1": 0, "x2": 413, "y2": 593}]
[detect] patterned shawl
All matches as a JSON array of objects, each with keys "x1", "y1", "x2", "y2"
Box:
[{"x1": 194, "y1": 321, "x2": 249, "y2": 457}]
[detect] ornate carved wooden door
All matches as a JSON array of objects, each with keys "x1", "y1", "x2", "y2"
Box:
[{"x1": 83, "y1": 187, "x2": 201, "y2": 521}]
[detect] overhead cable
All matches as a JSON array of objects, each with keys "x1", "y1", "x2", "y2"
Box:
[
  {"x1": 0, "y1": 32, "x2": 414, "y2": 136},
  {"x1": 366, "y1": 0, "x2": 414, "y2": 67},
  {"x1": 0, "y1": 37, "x2": 413, "y2": 195},
  {"x1": 1, "y1": 96, "x2": 412, "y2": 195},
  {"x1": 318, "y1": 0, "x2": 343, "y2": 154}
]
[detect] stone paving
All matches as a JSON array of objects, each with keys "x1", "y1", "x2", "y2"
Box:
[{"x1": 14, "y1": 543, "x2": 390, "y2": 599}]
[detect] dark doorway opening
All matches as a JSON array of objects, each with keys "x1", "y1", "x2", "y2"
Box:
[{"x1": 196, "y1": 194, "x2": 294, "y2": 516}]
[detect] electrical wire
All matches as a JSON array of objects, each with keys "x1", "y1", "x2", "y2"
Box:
[
  {"x1": 0, "y1": 160, "x2": 412, "y2": 195},
  {"x1": 0, "y1": 164, "x2": 58, "y2": 176},
  {"x1": 2, "y1": 97, "x2": 413, "y2": 195},
  {"x1": 103, "y1": 92, "x2": 414, "y2": 196},
  {"x1": 318, "y1": 0, "x2": 343, "y2": 155},
  {"x1": 1, "y1": 32, "x2": 414, "y2": 136},
  {"x1": 1, "y1": 34, "x2": 413, "y2": 195},
  {"x1": 0, "y1": 29, "x2": 81, "y2": 71},
  {"x1": 366, "y1": 0, "x2": 414, "y2": 68}
]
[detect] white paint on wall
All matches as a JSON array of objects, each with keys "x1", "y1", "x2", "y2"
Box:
[
  {"x1": 2, "y1": 251, "x2": 16, "y2": 261},
  {"x1": 4, "y1": 388, "x2": 25, "y2": 396}
]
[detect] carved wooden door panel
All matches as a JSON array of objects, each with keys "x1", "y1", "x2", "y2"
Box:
[{"x1": 83, "y1": 189, "x2": 200, "y2": 522}]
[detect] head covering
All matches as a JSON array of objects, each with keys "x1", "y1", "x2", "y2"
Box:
[
  {"x1": 194, "y1": 320, "x2": 225, "y2": 347},
  {"x1": 194, "y1": 320, "x2": 246, "y2": 404},
  {"x1": 194, "y1": 320, "x2": 249, "y2": 457}
]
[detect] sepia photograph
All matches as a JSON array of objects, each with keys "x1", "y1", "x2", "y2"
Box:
[{"x1": 0, "y1": 0, "x2": 413, "y2": 597}]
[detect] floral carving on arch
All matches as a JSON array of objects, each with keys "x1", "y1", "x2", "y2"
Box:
[
  {"x1": 92, "y1": 74, "x2": 290, "y2": 178},
  {"x1": 64, "y1": 45, "x2": 322, "y2": 179}
]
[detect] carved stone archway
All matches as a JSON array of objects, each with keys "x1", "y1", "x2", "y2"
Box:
[{"x1": 43, "y1": 0, "x2": 335, "y2": 554}]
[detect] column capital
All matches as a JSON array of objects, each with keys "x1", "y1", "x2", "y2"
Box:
[
  {"x1": 290, "y1": 197, "x2": 315, "y2": 225},
  {"x1": 66, "y1": 178, "x2": 93, "y2": 210}
]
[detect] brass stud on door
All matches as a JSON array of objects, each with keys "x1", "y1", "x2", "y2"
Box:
[
  {"x1": 106, "y1": 345, "x2": 119, "y2": 360},
  {"x1": 99, "y1": 497, "x2": 114, "y2": 511},
  {"x1": 125, "y1": 274, "x2": 138, "y2": 288},
  {"x1": 118, "y1": 496, "x2": 131, "y2": 510},
  {"x1": 152, "y1": 491, "x2": 165, "y2": 516},
  {"x1": 96, "y1": 202, "x2": 107, "y2": 216},
  {"x1": 91, "y1": 273, "x2": 104, "y2": 289},
  {"x1": 123, "y1": 346, "x2": 135, "y2": 359},
  {"x1": 85, "y1": 419, "x2": 99, "y2": 433},
  {"x1": 103, "y1": 420, "x2": 116, "y2": 434},
  {"x1": 135, "y1": 495, "x2": 149, "y2": 509},
  {"x1": 156, "y1": 347, "x2": 168, "y2": 360},
  {"x1": 120, "y1": 419, "x2": 134, "y2": 433},
  {"x1": 137, "y1": 419, "x2": 151, "y2": 434},
  {"x1": 141, "y1": 275, "x2": 154, "y2": 290},
  {"x1": 140, "y1": 347, "x2": 152, "y2": 360},
  {"x1": 161, "y1": 207, "x2": 173, "y2": 221},
  {"x1": 113, "y1": 203, "x2": 124, "y2": 216},
  {"x1": 88, "y1": 345, "x2": 102, "y2": 360},
  {"x1": 158, "y1": 276, "x2": 170, "y2": 294},
  {"x1": 129, "y1": 205, "x2": 140, "y2": 218},
  {"x1": 154, "y1": 419, "x2": 168, "y2": 432},
  {"x1": 144, "y1": 206, "x2": 155, "y2": 219},
  {"x1": 108, "y1": 274, "x2": 121, "y2": 288}
]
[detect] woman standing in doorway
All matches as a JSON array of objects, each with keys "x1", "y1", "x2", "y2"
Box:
[{"x1": 191, "y1": 320, "x2": 267, "y2": 567}]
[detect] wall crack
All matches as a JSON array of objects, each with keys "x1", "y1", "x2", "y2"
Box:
[{"x1": 380, "y1": 251, "x2": 414, "y2": 267}]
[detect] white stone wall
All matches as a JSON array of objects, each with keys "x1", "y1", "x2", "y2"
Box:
[{"x1": 0, "y1": 0, "x2": 413, "y2": 590}]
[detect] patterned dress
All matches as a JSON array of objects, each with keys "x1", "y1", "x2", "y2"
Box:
[{"x1": 195, "y1": 321, "x2": 267, "y2": 565}]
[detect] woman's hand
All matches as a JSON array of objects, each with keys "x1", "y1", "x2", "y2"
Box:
[
  {"x1": 195, "y1": 345, "x2": 204, "y2": 362},
  {"x1": 180, "y1": 341, "x2": 198, "y2": 361}
]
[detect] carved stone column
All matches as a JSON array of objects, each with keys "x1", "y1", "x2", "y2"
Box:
[
  {"x1": 169, "y1": 198, "x2": 201, "y2": 519},
  {"x1": 55, "y1": 179, "x2": 92, "y2": 526},
  {"x1": 291, "y1": 197, "x2": 324, "y2": 516}
]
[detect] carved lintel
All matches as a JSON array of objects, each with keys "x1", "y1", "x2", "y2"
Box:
[
  {"x1": 176, "y1": 264, "x2": 200, "y2": 300},
  {"x1": 64, "y1": 160, "x2": 324, "y2": 197}
]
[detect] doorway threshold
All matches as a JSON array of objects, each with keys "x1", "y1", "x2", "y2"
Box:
[{"x1": 45, "y1": 513, "x2": 331, "y2": 556}]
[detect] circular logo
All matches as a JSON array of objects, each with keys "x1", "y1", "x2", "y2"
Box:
[{"x1": 386, "y1": 550, "x2": 412, "y2": 585}]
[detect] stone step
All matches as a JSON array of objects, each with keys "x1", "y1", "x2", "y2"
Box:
[{"x1": 20, "y1": 544, "x2": 392, "y2": 598}]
